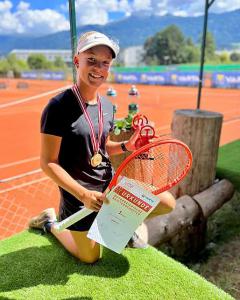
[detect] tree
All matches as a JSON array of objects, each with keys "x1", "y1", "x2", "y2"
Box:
[
  {"x1": 27, "y1": 54, "x2": 49, "y2": 70},
  {"x1": 181, "y1": 38, "x2": 200, "y2": 63},
  {"x1": 0, "y1": 58, "x2": 11, "y2": 76},
  {"x1": 6, "y1": 54, "x2": 29, "y2": 77},
  {"x1": 217, "y1": 52, "x2": 230, "y2": 63},
  {"x1": 54, "y1": 56, "x2": 67, "y2": 69},
  {"x1": 143, "y1": 25, "x2": 199, "y2": 65},
  {"x1": 198, "y1": 31, "x2": 217, "y2": 62},
  {"x1": 230, "y1": 52, "x2": 240, "y2": 62}
]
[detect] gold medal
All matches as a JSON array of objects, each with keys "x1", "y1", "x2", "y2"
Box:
[{"x1": 91, "y1": 153, "x2": 102, "y2": 167}]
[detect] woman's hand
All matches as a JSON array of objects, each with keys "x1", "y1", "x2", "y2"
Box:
[
  {"x1": 125, "y1": 126, "x2": 141, "y2": 151},
  {"x1": 80, "y1": 189, "x2": 109, "y2": 211}
]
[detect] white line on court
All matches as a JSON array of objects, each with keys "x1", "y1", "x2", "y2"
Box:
[
  {"x1": 0, "y1": 85, "x2": 71, "y2": 109},
  {"x1": 0, "y1": 168, "x2": 42, "y2": 182},
  {"x1": 0, "y1": 177, "x2": 49, "y2": 193},
  {"x1": 0, "y1": 156, "x2": 39, "y2": 169},
  {"x1": 223, "y1": 118, "x2": 240, "y2": 125}
]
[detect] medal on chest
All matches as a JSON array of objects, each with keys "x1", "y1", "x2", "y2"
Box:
[
  {"x1": 91, "y1": 153, "x2": 103, "y2": 167},
  {"x1": 72, "y1": 84, "x2": 103, "y2": 168}
]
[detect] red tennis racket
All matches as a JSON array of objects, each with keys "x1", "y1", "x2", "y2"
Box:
[
  {"x1": 135, "y1": 124, "x2": 158, "y2": 148},
  {"x1": 54, "y1": 139, "x2": 192, "y2": 231},
  {"x1": 132, "y1": 114, "x2": 148, "y2": 129}
]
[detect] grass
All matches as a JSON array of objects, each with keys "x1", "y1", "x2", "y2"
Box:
[
  {"x1": 216, "y1": 139, "x2": 240, "y2": 190},
  {"x1": 0, "y1": 230, "x2": 234, "y2": 300},
  {"x1": 187, "y1": 140, "x2": 240, "y2": 299}
]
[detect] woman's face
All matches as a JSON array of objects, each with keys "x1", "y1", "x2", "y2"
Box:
[{"x1": 75, "y1": 45, "x2": 113, "y2": 89}]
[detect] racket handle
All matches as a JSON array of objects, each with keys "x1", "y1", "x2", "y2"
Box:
[{"x1": 53, "y1": 208, "x2": 93, "y2": 232}]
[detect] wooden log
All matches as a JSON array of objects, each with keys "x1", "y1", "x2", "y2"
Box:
[
  {"x1": 137, "y1": 179, "x2": 234, "y2": 247},
  {"x1": 193, "y1": 179, "x2": 235, "y2": 218},
  {"x1": 141, "y1": 195, "x2": 199, "y2": 246},
  {"x1": 171, "y1": 109, "x2": 223, "y2": 197}
]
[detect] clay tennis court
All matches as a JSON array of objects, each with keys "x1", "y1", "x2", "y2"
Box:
[{"x1": 0, "y1": 78, "x2": 239, "y2": 239}]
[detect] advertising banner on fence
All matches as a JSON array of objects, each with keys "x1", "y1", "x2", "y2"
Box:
[
  {"x1": 114, "y1": 72, "x2": 140, "y2": 84},
  {"x1": 140, "y1": 72, "x2": 169, "y2": 85},
  {"x1": 21, "y1": 71, "x2": 38, "y2": 79},
  {"x1": 212, "y1": 72, "x2": 240, "y2": 89},
  {"x1": 21, "y1": 71, "x2": 65, "y2": 80},
  {"x1": 169, "y1": 72, "x2": 200, "y2": 86},
  {"x1": 112, "y1": 71, "x2": 200, "y2": 86}
]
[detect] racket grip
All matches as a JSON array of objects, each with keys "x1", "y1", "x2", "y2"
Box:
[
  {"x1": 53, "y1": 207, "x2": 93, "y2": 232},
  {"x1": 135, "y1": 137, "x2": 151, "y2": 148}
]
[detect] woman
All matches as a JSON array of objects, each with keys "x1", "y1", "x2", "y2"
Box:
[{"x1": 29, "y1": 31, "x2": 175, "y2": 263}]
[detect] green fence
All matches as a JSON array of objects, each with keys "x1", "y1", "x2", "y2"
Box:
[{"x1": 112, "y1": 64, "x2": 240, "y2": 73}]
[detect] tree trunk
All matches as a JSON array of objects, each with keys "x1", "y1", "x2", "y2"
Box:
[{"x1": 171, "y1": 109, "x2": 223, "y2": 198}]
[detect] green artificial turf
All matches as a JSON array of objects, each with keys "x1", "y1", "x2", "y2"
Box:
[
  {"x1": 0, "y1": 230, "x2": 234, "y2": 300},
  {"x1": 216, "y1": 139, "x2": 240, "y2": 190}
]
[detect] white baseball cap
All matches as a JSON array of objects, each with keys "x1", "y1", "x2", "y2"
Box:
[{"x1": 77, "y1": 31, "x2": 119, "y2": 58}]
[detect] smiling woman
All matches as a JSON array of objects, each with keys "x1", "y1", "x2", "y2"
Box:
[
  {"x1": 28, "y1": 31, "x2": 147, "y2": 263},
  {"x1": 73, "y1": 35, "x2": 116, "y2": 91}
]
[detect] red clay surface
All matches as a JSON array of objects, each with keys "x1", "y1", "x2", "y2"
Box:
[{"x1": 0, "y1": 78, "x2": 239, "y2": 239}]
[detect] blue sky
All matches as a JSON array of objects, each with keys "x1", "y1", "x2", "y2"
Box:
[{"x1": 1, "y1": 0, "x2": 240, "y2": 36}]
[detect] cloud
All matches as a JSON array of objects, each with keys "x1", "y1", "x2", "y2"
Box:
[
  {"x1": 143, "y1": 0, "x2": 240, "y2": 17},
  {"x1": 0, "y1": 0, "x2": 69, "y2": 35},
  {"x1": 0, "y1": 0, "x2": 240, "y2": 36}
]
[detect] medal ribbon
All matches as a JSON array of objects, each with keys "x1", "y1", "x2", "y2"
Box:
[{"x1": 72, "y1": 84, "x2": 103, "y2": 155}]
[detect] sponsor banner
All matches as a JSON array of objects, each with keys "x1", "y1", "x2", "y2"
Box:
[
  {"x1": 21, "y1": 71, "x2": 38, "y2": 79},
  {"x1": 169, "y1": 72, "x2": 200, "y2": 86},
  {"x1": 212, "y1": 72, "x2": 240, "y2": 88},
  {"x1": 140, "y1": 72, "x2": 169, "y2": 85},
  {"x1": 114, "y1": 72, "x2": 140, "y2": 84},
  {"x1": 21, "y1": 71, "x2": 65, "y2": 80},
  {"x1": 112, "y1": 71, "x2": 200, "y2": 86},
  {"x1": 41, "y1": 71, "x2": 65, "y2": 80}
]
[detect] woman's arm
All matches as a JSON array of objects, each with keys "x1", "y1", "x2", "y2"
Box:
[
  {"x1": 106, "y1": 127, "x2": 141, "y2": 156},
  {"x1": 40, "y1": 133, "x2": 105, "y2": 211}
]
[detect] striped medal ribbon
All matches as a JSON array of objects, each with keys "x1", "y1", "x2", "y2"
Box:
[{"x1": 72, "y1": 84, "x2": 103, "y2": 167}]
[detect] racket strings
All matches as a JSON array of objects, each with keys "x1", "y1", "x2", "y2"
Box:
[{"x1": 120, "y1": 143, "x2": 191, "y2": 193}]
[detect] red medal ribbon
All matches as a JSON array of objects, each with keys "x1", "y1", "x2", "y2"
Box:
[{"x1": 71, "y1": 84, "x2": 103, "y2": 155}]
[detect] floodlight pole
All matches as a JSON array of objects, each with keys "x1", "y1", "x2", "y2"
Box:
[
  {"x1": 68, "y1": 0, "x2": 77, "y2": 83},
  {"x1": 196, "y1": 0, "x2": 216, "y2": 109}
]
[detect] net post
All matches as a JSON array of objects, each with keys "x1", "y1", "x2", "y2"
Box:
[
  {"x1": 196, "y1": 0, "x2": 216, "y2": 110},
  {"x1": 68, "y1": 0, "x2": 77, "y2": 84}
]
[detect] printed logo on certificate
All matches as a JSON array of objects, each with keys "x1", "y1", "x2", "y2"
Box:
[{"x1": 87, "y1": 177, "x2": 161, "y2": 254}]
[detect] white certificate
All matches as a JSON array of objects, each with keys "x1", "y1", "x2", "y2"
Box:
[{"x1": 87, "y1": 177, "x2": 161, "y2": 254}]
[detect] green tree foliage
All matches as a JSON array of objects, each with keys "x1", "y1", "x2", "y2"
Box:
[
  {"x1": 181, "y1": 38, "x2": 201, "y2": 63},
  {"x1": 0, "y1": 54, "x2": 29, "y2": 77},
  {"x1": 27, "y1": 54, "x2": 50, "y2": 70},
  {"x1": 7, "y1": 54, "x2": 29, "y2": 77},
  {"x1": 143, "y1": 25, "x2": 200, "y2": 65},
  {"x1": 144, "y1": 25, "x2": 184, "y2": 65},
  {"x1": 0, "y1": 58, "x2": 10, "y2": 76},
  {"x1": 198, "y1": 31, "x2": 218, "y2": 62},
  {"x1": 217, "y1": 52, "x2": 230, "y2": 63},
  {"x1": 143, "y1": 25, "x2": 222, "y2": 65},
  {"x1": 53, "y1": 56, "x2": 67, "y2": 69},
  {"x1": 230, "y1": 52, "x2": 240, "y2": 62}
]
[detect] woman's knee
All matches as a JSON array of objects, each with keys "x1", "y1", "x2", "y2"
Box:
[
  {"x1": 76, "y1": 251, "x2": 100, "y2": 264},
  {"x1": 147, "y1": 191, "x2": 176, "y2": 219},
  {"x1": 160, "y1": 191, "x2": 176, "y2": 211}
]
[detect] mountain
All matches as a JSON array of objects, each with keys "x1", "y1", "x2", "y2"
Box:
[{"x1": 1, "y1": 9, "x2": 240, "y2": 54}]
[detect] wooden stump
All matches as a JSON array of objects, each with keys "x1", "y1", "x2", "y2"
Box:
[{"x1": 171, "y1": 109, "x2": 223, "y2": 198}]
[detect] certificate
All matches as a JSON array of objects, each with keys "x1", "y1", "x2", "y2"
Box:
[{"x1": 87, "y1": 177, "x2": 161, "y2": 254}]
